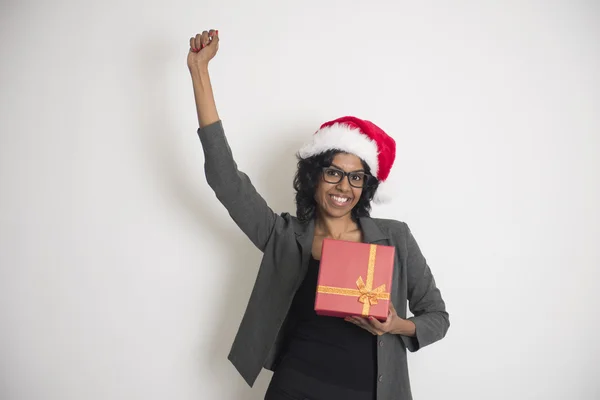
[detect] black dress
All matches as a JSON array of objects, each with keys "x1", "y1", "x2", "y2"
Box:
[{"x1": 265, "y1": 256, "x2": 377, "y2": 400}]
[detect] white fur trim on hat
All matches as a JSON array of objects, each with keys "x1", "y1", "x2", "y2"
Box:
[
  {"x1": 297, "y1": 123, "x2": 380, "y2": 178},
  {"x1": 373, "y1": 181, "x2": 392, "y2": 204}
]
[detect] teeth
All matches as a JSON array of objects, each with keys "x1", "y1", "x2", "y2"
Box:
[{"x1": 331, "y1": 195, "x2": 349, "y2": 203}]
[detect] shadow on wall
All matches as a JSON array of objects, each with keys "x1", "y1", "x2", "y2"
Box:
[{"x1": 133, "y1": 41, "x2": 306, "y2": 400}]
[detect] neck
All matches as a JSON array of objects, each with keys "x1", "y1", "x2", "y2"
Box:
[{"x1": 315, "y1": 213, "x2": 359, "y2": 239}]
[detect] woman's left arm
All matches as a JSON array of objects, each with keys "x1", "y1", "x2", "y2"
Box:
[
  {"x1": 347, "y1": 223, "x2": 450, "y2": 347},
  {"x1": 397, "y1": 224, "x2": 450, "y2": 351}
]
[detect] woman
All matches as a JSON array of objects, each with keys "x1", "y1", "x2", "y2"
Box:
[{"x1": 188, "y1": 30, "x2": 450, "y2": 400}]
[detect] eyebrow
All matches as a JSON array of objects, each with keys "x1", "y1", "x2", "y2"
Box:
[{"x1": 330, "y1": 163, "x2": 366, "y2": 173}]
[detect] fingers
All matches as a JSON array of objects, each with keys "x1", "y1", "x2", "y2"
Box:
[
  {"x1": 194, "y1": 33, "x2": 202, "y2": 51},
  {"x1": 189, "y1": 37, "x2": 198, "y2": 52},
  {"x1": 354, "y1": 319, "x2": 378, "y2": 335},
  {"x1": 190, "y1": 30, "x2": 219, "y2": 52},
  {"x1": 345, "y1": 316, "x2": 365, "y2": 329},
  {"x1": 344, "y1": 314, "x2": 395, "y2": 336},
  {"x1": 210, "y1": 30, "x2": 219, "y2": 47},
  {"x1": 345, "y1": 316, "x2": 383, "y2": 335},
  {"x1": 193, "y1": 31, "x2": 210, "y2": 50},
  {"x1": 389, "y1": 302, "x2": 397, "y2": 315},
  {"x1": 367, "y1": 316, "x2": 387, "y2": 332},
  {"x1": 201, "y1": 31, "x2": 210, "y2": 48}
]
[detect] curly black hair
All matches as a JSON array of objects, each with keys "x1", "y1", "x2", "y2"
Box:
[{"x1": 293, "y1": 150, "x2": 380, "y2": 223}]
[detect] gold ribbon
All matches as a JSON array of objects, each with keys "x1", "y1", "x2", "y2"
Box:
[{"x1": 316, "y1": 244, "x2": 390, "y2": 316}]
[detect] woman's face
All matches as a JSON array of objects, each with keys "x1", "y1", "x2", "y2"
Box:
[{"x1": 314, "y1": 152, "x2": 365, "y2": 219}]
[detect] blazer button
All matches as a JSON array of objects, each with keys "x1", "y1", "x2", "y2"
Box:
[{"x1": 378, "y1": 374, "x2": 383, "y2": 383}]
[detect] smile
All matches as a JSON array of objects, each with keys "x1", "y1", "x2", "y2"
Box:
[{"x1": 329, "y1": 194, "x2": 352, "y2": 206}]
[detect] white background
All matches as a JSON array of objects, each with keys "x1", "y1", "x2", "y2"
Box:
[{"x1": 1, "y1": 1, "x2": 599, "y2": 399}]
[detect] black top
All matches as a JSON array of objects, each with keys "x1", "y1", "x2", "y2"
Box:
[{"x1": 278, "y1": 256, "x2": 377, "y2": 392}]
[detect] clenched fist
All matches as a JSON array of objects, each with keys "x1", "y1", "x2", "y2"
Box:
[{"x1": 187, "y1": 29, "x2": 219, "y2": 71}]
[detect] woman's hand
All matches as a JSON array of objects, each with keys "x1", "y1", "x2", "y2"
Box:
[
  {"x1": 187, "y1": 29, "x2": 219, "y2": 72},
  {"x1": 187, "y1": 29, "x2": 220, "y2": 128},
  {"x1": 345, "y1": 303, "x2": 416, "y2": 336}
]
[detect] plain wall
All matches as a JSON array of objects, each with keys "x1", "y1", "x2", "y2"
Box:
[{"x1": 1, "y1": 1, "x2": 599, "y2": 399}]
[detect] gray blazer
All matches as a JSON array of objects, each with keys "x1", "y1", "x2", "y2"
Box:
[{"x1": 197, "y1": 120, "x2": 450, "y2": 400}]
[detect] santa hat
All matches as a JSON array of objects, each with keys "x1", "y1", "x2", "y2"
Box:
[{"x1": 297, "y1": 116, "x2": 396, "y2": 203}]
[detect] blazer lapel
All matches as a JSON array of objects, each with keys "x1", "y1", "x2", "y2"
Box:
[
  {"x1": 294, "y1": 218, "x2": 315, "y2": 266},
  {"x1": 359, "y1": 217, "x2": 389, "y2": 244}
]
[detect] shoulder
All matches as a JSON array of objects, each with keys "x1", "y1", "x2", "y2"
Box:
[
  {"x1": 279, "y1": 212, "x2": 298, "y2": 224},
  {"x1": 369, "y1": 217, "x2": 418, "y2": 250},
  {"x1": 276, "y1": 212, "x2": 310, "y2": 235},
  {"x1": 371, "y1": 217, "x2": 410, "y2": 235}
]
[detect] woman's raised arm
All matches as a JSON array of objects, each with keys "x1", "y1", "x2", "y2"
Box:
[{"x1": 187, "y1": 30, "x2": 282, "y2": 251}]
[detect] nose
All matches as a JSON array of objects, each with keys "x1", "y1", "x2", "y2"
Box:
[{"x1": 336, "y1": 176, "x2": 352, "y2": 192}]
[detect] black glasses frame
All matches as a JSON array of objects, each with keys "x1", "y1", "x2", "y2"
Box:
[{"x1": 321, "y1": 167, "x2": 374, "y2": 188}]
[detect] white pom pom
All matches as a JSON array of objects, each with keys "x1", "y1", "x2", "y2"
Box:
[{"x1": 372, "y1": 181, "x2": 392, "y2": 204}]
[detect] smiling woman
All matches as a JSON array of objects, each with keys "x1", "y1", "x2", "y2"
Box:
[
  {"x1": 293, "y1": 149, "x2": 379, "y2": 223},
  {"x1": 188, "y1": 29, "x2": 449, "y2": 400}
]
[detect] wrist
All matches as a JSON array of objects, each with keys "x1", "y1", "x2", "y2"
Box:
[
  {"x1": 190, "y1": 64, "x2": 210, "y2": 79},
  {"x1": 391, "y1": 317, "x2": 416, "y2": 336}
]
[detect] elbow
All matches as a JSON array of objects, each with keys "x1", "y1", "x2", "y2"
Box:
[
  {"x1": 439, "y1": 310, "x2": 450, "y2": 339},
  {"x1": 423, "y1": 310, "x2": 450, "y2": 341},
  {"x1": 204, "y1": 163, "x2": 239, "y2": 199}
]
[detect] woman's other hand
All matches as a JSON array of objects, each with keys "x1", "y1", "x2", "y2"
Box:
[{"x1": 345, "y1": 303, "x2": 416, "y2": 337}]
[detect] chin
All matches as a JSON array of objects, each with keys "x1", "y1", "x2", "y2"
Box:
[
  {"x1": 319, "y1": 200, "x2": 357, "y2": 219},
  {"x1": 325, "y1": 208, "x2": 353, "y2": 218}
]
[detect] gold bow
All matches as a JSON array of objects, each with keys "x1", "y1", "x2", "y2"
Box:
[
  {"x1": 316, "y1": 244, "x2": 390, "y2": 316},
  {"x1": 356, "y1": 276, "x2": 388, "y2": 306}
]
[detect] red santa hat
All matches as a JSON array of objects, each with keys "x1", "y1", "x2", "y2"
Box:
[{"x1": 298, "y1": 116, "x2": 396, "y2": 203}]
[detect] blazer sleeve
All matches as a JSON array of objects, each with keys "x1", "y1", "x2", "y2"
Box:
[
  {"x1": 197, "y1": 120, "x2": 280, "y2": 251},
  {"x1": 401, "y1": 223, "x2": 450, "y2": 352}
]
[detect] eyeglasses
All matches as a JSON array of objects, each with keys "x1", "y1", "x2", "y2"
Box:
[{"x1": 321, "y1": 167, "x2": 374, "y2": 188}]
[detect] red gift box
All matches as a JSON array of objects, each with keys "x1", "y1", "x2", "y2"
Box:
[{"x1": 315, "y1": 238, "x2": 395, "y2": 321}]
